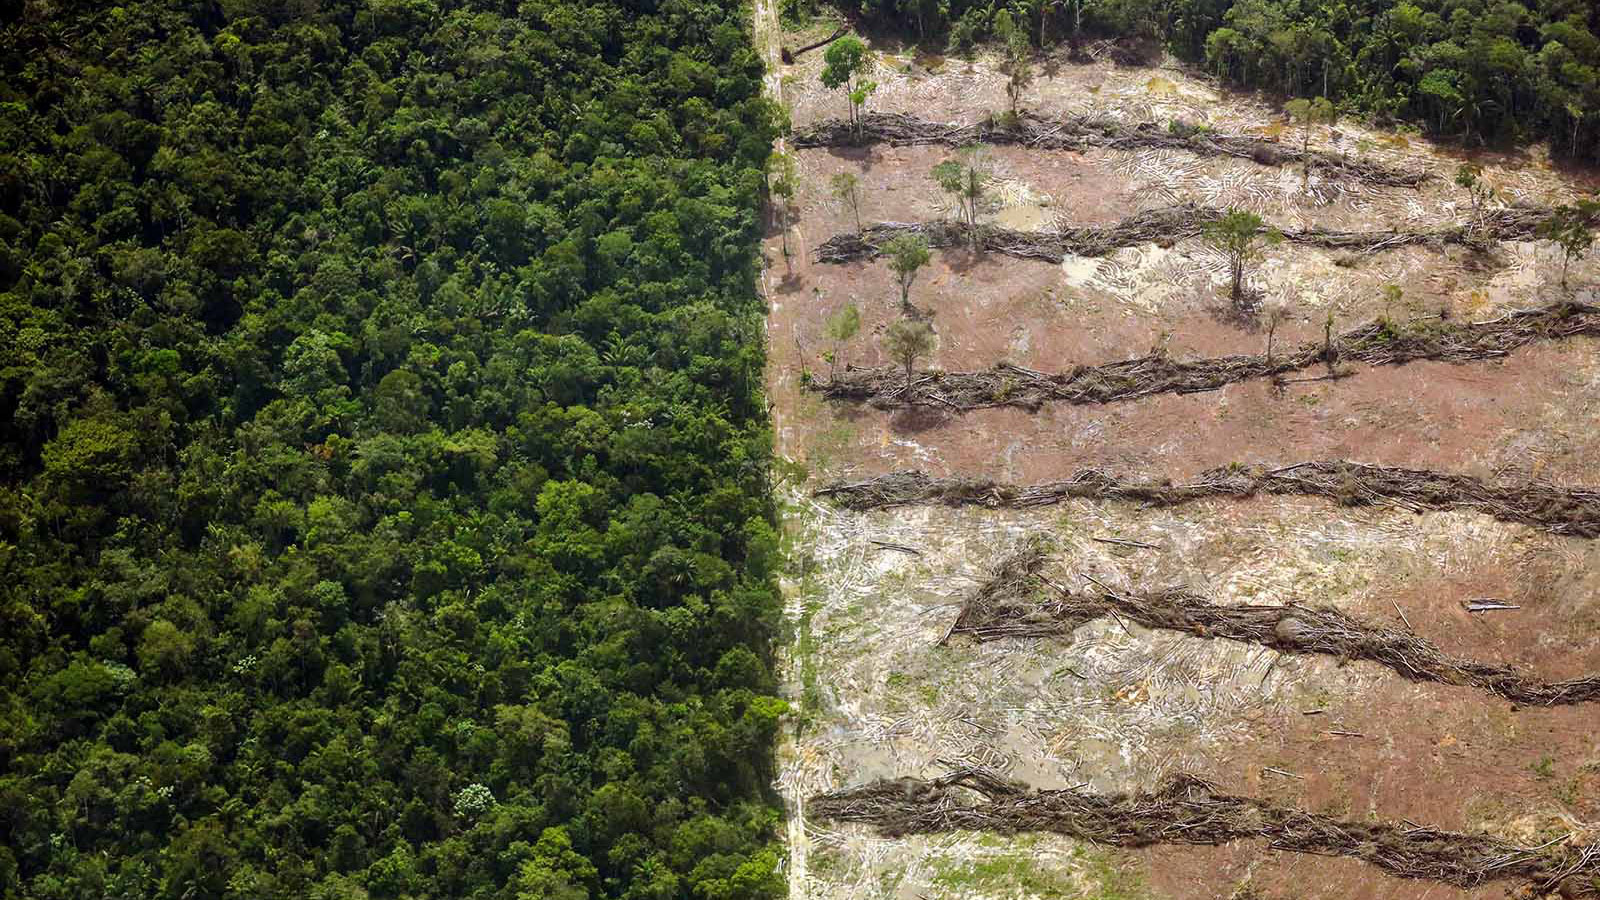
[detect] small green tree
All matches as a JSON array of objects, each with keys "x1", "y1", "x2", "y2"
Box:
[
  {"x1": 1380, "y1": 283, "x2": 1404, "y2": 322},
  {"x1": 1203, "y1": 208, "x2": 1282, "y2": 310},
  {"x1": 932, "y1": 147, "x2": 987, "y2": 249},
  {"x1": 821, "y1": 35, "x2": 875, "y2": 138},
  {"x1": 830, "y1": 171, "x2": 864, "y2": 232},
  {"x1": 1537, "y1": 201, "x2": 1598, "y2": 290},
  {"x1": 1284, "y1": 96, "x2": 1336, "y2": 181},
  {"x1": 822, "y1": 302, "x2": 861, "y2": 379},
  {"x1": 996, "y1": 12, "x2": 1034, "y2": 120},
  {"x1": 884, "y1": 234, "x2": 931, "y2": 310},
  {"x1": 1454, "y1": 163, "x2": 1495, "y2": 229},
  {"x1": 881, "y1": 317, "x2": 937, "y2": 387}
]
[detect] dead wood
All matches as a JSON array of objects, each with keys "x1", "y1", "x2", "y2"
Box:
[
  {"x1": 814, "y1": 203, "x2": 1566, "y2": 265},
  {"x1": 783, "y1": 25, "x2": 849, "y2": 63},
  {"x1": 809, "y1": 770, "x2": 1600, "y2": 894},
  {"x1": 941, "y1": 534, "x2": 1051, "y2": 642},
  {"x1": 793, "y1": 112, "x2": 1429, "y2": 186},
  {"x1": 814, "y1": 302, "x2": 1600, "y2": 411},
  {"x1": 814, "y1": 461, "x2": 1600, "y2": 537},
  {"x1": 952, "y1": 546, "x2": 1600, "y2": 705}
]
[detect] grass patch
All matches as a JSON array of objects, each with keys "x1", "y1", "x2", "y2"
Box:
[{"x1": 930, "y1": 844, "x2": 1153, "y2": 899}]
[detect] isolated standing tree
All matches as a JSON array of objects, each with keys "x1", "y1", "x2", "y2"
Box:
[
  {"x1": 1323, "y1": 309, "x2": 1338, "y2": 373},
  {"x1": 830, "y1": 171, "x2": 864, "y2": 232},
  {"x1": 1284, "y1": 96, "x2": 1336, "y2": 182},
  {"x1": 823, "y1": 302, "x2": 861, "y2": 379},
  {"x1": 1263, "y1": 302, "x2": 1290, "y2": 364},
  {"x1": 1454, "y1": 163, "x2": 1495, "y2": 230},
  {"x1": 766, "y1": 150, "x2": 798, "y2": 262},
  {"x1": 996, "y1": 11, "x2": 1034, "y2": 121},
  {"x1": 932, "y1": 147, "x2": 988, "y2": 249},
  {"x1": 1203, "y1": 208, "x2": 1282, "y2": 310},
  {"x1": 884, "y1": 234, "x2": 931, "y2": 310},
  {"x1": 1537, "y1": 201, "x2": 1599, "y2": 290},
  {"x1": 821, "y1": 35, "x2": 875, "y2": 139},
  {"x1": 1380, "y1": 283, "x2": 1404, "y2": 322},
  {"x1": 882, "y1": 317, "x2": 937, "y2": 388}
]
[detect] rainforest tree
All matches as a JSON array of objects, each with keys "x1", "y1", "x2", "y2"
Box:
[{"x1": 0, "y1": 2, "x2": 785, "y2": 899}]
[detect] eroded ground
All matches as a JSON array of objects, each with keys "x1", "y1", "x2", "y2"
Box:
[{"x1": 763, "y1": 14, "x2": 1600, "y2": 900}]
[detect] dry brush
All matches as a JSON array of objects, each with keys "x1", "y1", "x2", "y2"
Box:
[
  {"x1": 814, "y1": 203, "x2": 1566, "y2": 264},
  {"x1": 809, "y1": 769, "x2": 1600, "y2": 894},
  {"x1": 793, "y1": 112, "x2": 1428, "y2": 187},
  {"x1": 949, "y1": 538, "x2": 1600, "y2": 706},
  {"x1": 816, "y1": 302, "x2": 1600, "y2": 411},
  {"x1": 816, "y1": 461, "x2": 1600, "y2": 537}
]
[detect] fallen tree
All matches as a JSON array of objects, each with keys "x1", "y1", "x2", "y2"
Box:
[
  {"x1": 793, "y1": 112, "x2": 1428, "y2": 187},
  {"x1": 809, "y1": 769, "x2": 1600, "y2": 894},
  {"x1": 951, "y1": 540, "x2": 1600, "y2": 706},
  {"x1": 781, "y1": 25, "x2": 848, "y2": 64},
  {"x1": 815, "y1": 461, "x2": 1600, "y2": 537},
  {"x1": 815, "y1": 302, "x2": 1600, "y2": 411},
  {"x1": 814, "y1": 202, "x2": 1567, "y2": 263}
]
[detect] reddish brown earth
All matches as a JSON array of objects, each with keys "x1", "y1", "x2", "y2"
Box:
[{"x1": 770, "y1": 25, "x2": 1600, "y2": 900}]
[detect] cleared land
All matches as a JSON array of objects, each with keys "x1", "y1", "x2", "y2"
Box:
[{"x1": 764, "y1": 17, "x2": 1600, "y2": 900}]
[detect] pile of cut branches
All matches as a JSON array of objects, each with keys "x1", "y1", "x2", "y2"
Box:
[
  {"x1": 942, "y1": 534, "x2": 1052, "y2": 641},
  {"x1": 809, "y1": 770, "x2": 1600, "y2": 893},
  {"x1": 813, "y1": 203, "x2": 1567, "y2": 264},
  {"x1": 816, "y1": 302, "x2": 1600, "y2": 411},
  {"x1": 954, "y1": 546, "x2": 1600, "y2": 705},
  {"x1": 815, "y1": 461, "x2": 1600, "y2": 537},
  {"x1": 793, "y1": 112, "x2": 1428, "y2": 186}
]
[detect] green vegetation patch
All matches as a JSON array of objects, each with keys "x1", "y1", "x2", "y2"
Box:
[
  {"x1": 0, "y1": 1, "x2": 786, "y2": 898},
  {"x1": 930, "y1": 843, "x2": 1153, "y2": 900}
]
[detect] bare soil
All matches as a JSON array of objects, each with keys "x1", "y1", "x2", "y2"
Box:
[{"x1": 766, "y1": 18, "x2": 1600, "y2": 900}]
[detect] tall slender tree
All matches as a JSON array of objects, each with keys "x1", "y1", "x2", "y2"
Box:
[
  {"x1": 1203, "y1": 208, "x2": 1282, "y2": 311},
  {"x1": 821, "y1": 35, "x2": 875, "y2": 139},
  {"x1": 884, "y1": 234, "x2": 931, "y2": 311}
]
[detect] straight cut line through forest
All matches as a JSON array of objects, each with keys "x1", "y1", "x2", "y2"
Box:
[
  {"x1": 950, "y1": 537, "x2": 1600, "y2": 706},
  {"x1": 792, "y1": 112, "x2": 1428, "y2": 186},
  {"x1": 816, "y1": 461, "x2": 1600, "y2": 537},
  {"x1": 813, "y1": 203, "x2": 1567, "y2": 263},
  {"x1": 815, "y1": 301, "x2": 1599, "y2": 411},
  {"x1": 808, "y1": 770, "x2": 1600, "y2": 894}
]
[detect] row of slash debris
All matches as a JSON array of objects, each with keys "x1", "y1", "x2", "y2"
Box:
[
  {"x1": 813, "y1": 202, "x2": 1568, "y2": 264},
  {"x1": 815, "y1": 302, "x2": 1600, "y2": 411},
  {"x1": 949, "y1": 536, "x2": 1600, "y2": 706},
  {"x1": 816, "y1": 460, "x2": 1600, "y2": 537},
  {"x1": 792, "y1": 111, "x2": 1429, "y2": 187},
  {"x1": 809, "y1": 770, "x2": 1600, "y2": 893}
]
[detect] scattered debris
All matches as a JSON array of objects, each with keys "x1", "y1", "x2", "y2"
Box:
[
  {"x1": 1092, "y1": 536, "x2": 1158, "y2": 550},
  {"x1": 1463, "y1": 600, "x2": 1523, "y2": 613},
  {"x1": 868, "y1": 539, "x2": 923, "y2": 555},
  {"x1": 1391, "y1": 599, "x2": 1414, "y2": 631}
]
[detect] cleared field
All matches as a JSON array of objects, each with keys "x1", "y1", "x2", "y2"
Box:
[{"x1": 762, "y1": 15, "x2": 1600, "y2": 900}]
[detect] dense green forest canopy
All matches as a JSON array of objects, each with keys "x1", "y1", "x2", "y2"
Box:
[
  {"x1": 807, "y1": 0, "x2": 1600, "y2": 160},
  {"x1": 0, "y1": 1, "x2": 785, "y2": 898}
]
